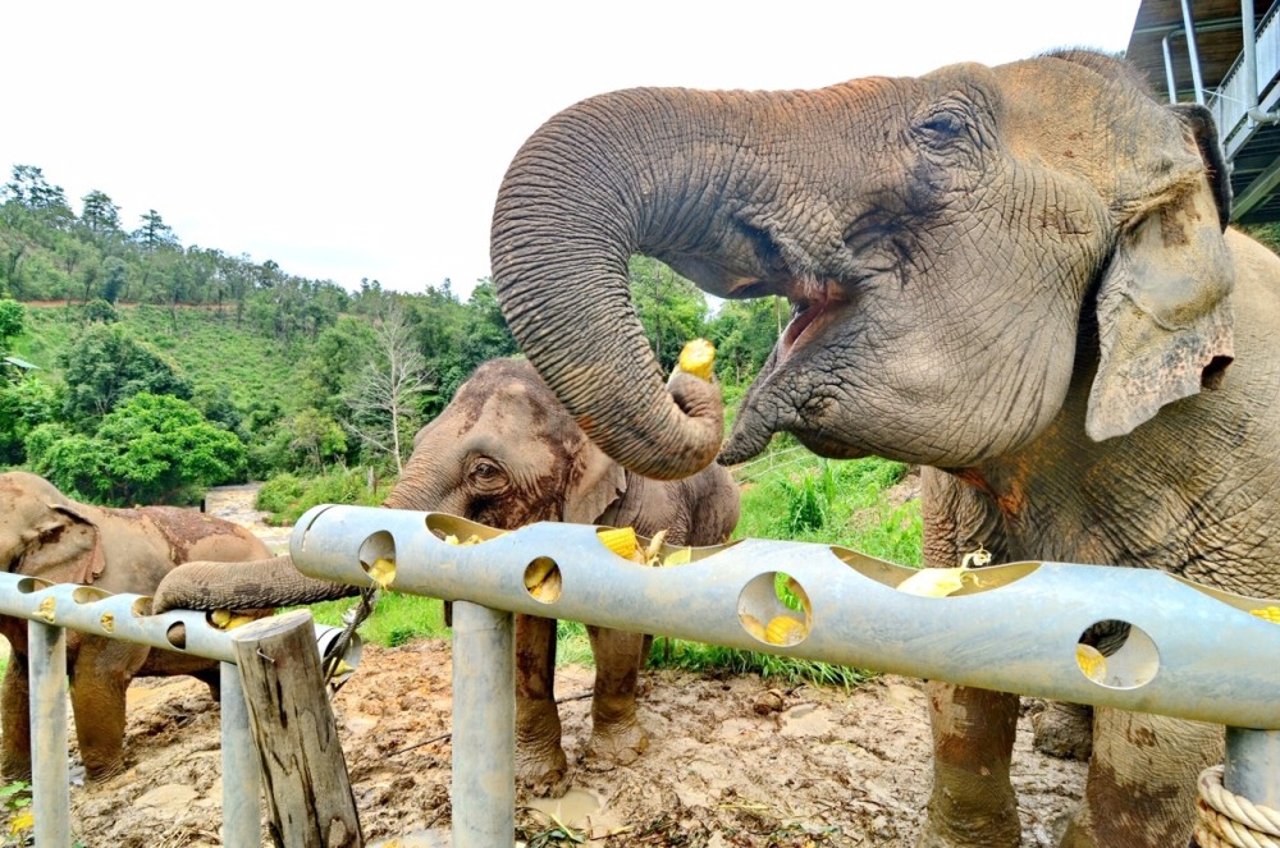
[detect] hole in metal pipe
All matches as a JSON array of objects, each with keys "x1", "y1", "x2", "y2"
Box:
[
  {"x1": 738, "y1": 572, "x2": 811, "y2": 647},
  {"x1": 1075, "y1": 619, "x2": 1159, "y2": 689},
  {"x1": 524, "y1": 557, "x2": 562, "y2": 604}
]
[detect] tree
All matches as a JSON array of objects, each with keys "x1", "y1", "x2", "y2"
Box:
[
  {"x1": 59, "y1": 323, "x2": 193, "y2": 426},
  {"x1": 288, "y1": 407, "x2": 348, "y2": 470},
  {"x1": 80, "y1": 190, "x2": 121, "y2": 234},
  {"x1": 628, "y1": 257, "x2": 709, "y2": 372},
  {"x1": 344, "y1": 303, "x2": 433, "y2": 473},
  {"x1": 3, "y1": 165, "x2": 71, "y2": 220},
  {"x1": 0, "y1": 299, "x2": 25, "y2": 353},
  {"x1": 0, "y1": 375, "x2": 57, "y2": 465},
  {"x1": 132, "y1": 209, "x2": 178, "y2": 252},
  {"x1": 101, "y1": 257, "x2": 128, "y2": 303},
  {"x1": 29, "y1": 393, "x2": 246, "y2": 505},
  {"x1": 707, "y1": 296, "x2": 785, "y2": 385}
]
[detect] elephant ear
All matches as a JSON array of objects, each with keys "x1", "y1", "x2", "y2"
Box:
[
  {"x1": 1086, "y1": 103, "x2": 1235, "y2": 442},
  {"x1": 563, "y1": 437, "x2": 627, "y2": 525},
  {"x1": 20, "y1": 503, "x2": 107, "y2": 585}
]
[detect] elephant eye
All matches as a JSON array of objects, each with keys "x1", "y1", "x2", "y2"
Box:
[{"x1": 469, "y1": 459, "x2": 506, "y2": 488}]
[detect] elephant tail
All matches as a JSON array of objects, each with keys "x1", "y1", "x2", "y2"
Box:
[{"x1": 150, "y1": 555, "x2": 360, "y2": 613}]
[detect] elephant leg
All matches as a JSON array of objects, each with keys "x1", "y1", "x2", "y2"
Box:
[
  {"x1": 1059, "y1": 708, "x2": 1221, "y2": 848},
  {"x1": 514, "y1": 613, "x2": 568, "y2": 796},
  {"x1": 584, "y1": 624, "x2": 648, "y2": 767},
  {"x1": 1032, "y1": 700, "x2": 1094, "y2": 761},
  {"x1": 1, "y1": 655, "x2": 32, "y2": 781},
  {"x1": 918, "y1": 682, "x2": 1021, "y2": 848},
  {"x1": 69, "y1": 639, "x2": 145, "y2": 781}
]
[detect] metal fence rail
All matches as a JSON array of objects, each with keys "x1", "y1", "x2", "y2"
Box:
[
  {"x1": 290, "y1": 504, "x2": 1280, "y2": 847},
  {"x1": 0, "y1": 572, "x2": 358, "y2": 847}
]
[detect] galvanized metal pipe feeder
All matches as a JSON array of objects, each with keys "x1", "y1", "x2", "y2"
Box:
[
  {"x1": 291, "y1": 504, "x2": 1280, "y2": 848},
  {"x1": 0, "y1": 572, "x2": 362, "y2": 848}
]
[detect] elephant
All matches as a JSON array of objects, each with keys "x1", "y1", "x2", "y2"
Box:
[
  {"x1": 0, "y1": 471, "x2": 271, "y2": 781},
  {"x1": 153, "y1": 358, "x2": 740, "y2": 795},
  {"x1": 482, "y1": 49, "x2": 1280, "y2": 847}
]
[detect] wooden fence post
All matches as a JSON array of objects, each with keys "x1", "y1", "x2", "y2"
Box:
[{"x1": 232, "y1": 610, "x2": 363, "y2": 847}]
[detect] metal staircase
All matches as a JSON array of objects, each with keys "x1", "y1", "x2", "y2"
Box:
[{"x1": 1127, "y1": 0, "x2": 1280, "y2": 223}]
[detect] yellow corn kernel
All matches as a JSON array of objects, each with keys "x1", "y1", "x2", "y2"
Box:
[
  {"x1": 677, "y1": 338, "x2": 716, "y2": 381},
  {"x1": 368, "y1": 557, "x2": 396, "y2": 589},
  {"x1": 1076, "y1": 644, "x2": 1108, "y2": 683},
  {"x1": 740, "y1": 613, "x2": 767, "y2": 642},
  {"x1": 764, "y1": 615, "x2": 808, "y2": 646},
  {"x1": 896, "y1": 567, "x2": 967, "y2": 598},
  {"x1": 1250, "y1": 606, "x2": 1280, "y2": 624},
  {"x1": 598, "y1": 527, "x2": 639, "y2": 559}
]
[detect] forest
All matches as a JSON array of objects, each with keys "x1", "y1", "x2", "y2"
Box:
[{"x1": 0, "y1": 164, "x2": 787, "y2": 508}]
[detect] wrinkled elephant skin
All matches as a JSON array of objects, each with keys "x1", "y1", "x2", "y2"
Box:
[
  {"x1": 153, "y1": 359, "x2": 740, "y2": 796},
  {"x1": 488, "y1": 49, "x2": 1280, "y2": 847},
  {"x1": 0, "y1": 471, "x2": 271, "y2": 781}
]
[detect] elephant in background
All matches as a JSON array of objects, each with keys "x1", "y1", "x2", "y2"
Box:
[
  {"x1": 485, "y1": 49, "x2": 1280, "y2": 847},
  {"x1": 154, "y1": 358, "x2": 740, "y2": 795},
  {"x1": 0, "y1": 471, "x2": 271, "y2": 780}
]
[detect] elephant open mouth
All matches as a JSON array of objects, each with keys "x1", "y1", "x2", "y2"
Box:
[{"x1": 780, "y1": 278, "x2": 843, "y2": 362}]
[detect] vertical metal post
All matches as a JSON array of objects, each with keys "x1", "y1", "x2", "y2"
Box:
[
  {"x1": 28, "y1": 620, "x2": 69, "y2": 848},
  {"x1": 1162, "y1": 33, "x2": 1180, "y2": 103},
  {"x1": 1224, "y1": 727, "x2": 1280, "y2": 810},
  {"x1": 450, "y1": 600, "x2": 515, "y2": 848},
  {"x1": 1181, "y1": 0, "x2": 1208, "y2": 104},
  {"x1": 220, "y1": 661, "x2": 261, "y2": 848}
]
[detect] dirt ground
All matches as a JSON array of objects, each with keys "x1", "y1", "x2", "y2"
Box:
[{"x1": 53, "y1": 486, "x2": 1086, "y2": 847}]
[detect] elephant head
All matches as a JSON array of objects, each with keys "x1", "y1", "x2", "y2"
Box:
[
  {"x1": 153, "y1": 358, "x2": 629, "y2": 611},
  {"x1": 490, "y1": 50, "x2": 1234, "y2": 476},
  {"x1": 381, "y1": 358, "x2": 626, "y2": 527},
  {"x1": 0, "y1": 471, "x2": 106, "y2": 585}
]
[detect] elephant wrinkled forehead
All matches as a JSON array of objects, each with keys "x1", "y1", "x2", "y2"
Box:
[{"x1": 453, "y1": 358, "x2": 573, "y2": 438}]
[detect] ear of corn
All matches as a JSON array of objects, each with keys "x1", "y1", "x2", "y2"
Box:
[
  {"x1": 1250, "y1": 606, "x2": 1280, "y2": 624},
  {"x1": 367, "y1": 557, "x2": 396, "y2": 589},
  {"x1": 598, "y1": 527, "x2": 639, "y2": 560},
  {"x1": 209, "y1": 610, "x2": 258, "y2": 630},
  {"x1": 1076, "y1": 644, "x2": 1108, "y2": 682},
  {"x1": 676, "y1": 338, "x2": 716, "y2": 381},
  {"x1": 764, "y1": 615, "x2": 808, "y2": 646}
]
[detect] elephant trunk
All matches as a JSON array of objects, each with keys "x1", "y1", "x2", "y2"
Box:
[
  {"x1": 150, "y1": 556, "x2": 360, "y2": 613},
  {"x1": 491, "y1": 89, "x2": 735, "y2": 481}
]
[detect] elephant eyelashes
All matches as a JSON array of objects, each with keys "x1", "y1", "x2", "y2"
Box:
[{"x1": 468, "y1": 459, "x2": 507, "y2": 490}]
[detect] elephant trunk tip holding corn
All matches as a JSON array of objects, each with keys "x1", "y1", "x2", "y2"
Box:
[{"x1": 488, "y1": 47, "x2": 1280, "y2": 847}]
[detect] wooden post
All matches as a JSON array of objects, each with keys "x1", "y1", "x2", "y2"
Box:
[{"x1": 231, "y1": 610, "x2": 362, "y2": 847}]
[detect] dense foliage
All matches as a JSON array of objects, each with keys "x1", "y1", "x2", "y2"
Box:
[{"x1": 1, "y1": 163, "x2": 785, "y2": 506}]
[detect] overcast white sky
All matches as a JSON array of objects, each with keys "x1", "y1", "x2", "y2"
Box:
[{"x1": 5, "y1": 1, "x2": 1141, "y2": 298}]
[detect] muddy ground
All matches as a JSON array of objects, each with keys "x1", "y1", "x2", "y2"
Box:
[{"x1": 51, "y1": 486, "x2": 1086, "y2": 846}]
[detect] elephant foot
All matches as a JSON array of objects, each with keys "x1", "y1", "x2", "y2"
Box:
[
  {"x1": 915, "y1": 815, "x2": 1021, "y2": 848},
  {"x1": 584, "y1": 714, "x2": 648, "y2": 768},
  {"x1": 0, "y1": 757, "x2": 32, "y2": 783},
  {"x1": 516, "y1": 743, "x2": 570, "y2": 798},
  {"x1": 1031, "y1": 700, "x2": 1093, "y2": 761}
]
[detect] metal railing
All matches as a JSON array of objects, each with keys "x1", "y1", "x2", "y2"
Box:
[
  {"x1": 290, "y1": 504, "x2": 1280, "y2": 847},
  {"x1": 0, "y1": 572, "x2": 359, "y2": 847}
]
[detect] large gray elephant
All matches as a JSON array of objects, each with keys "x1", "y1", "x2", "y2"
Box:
[
  {"x1": 154, "y1": 358, "x2": 740, "y2": 794},
  {"x1": 484, "y1": 50, "x2": 1280, "y2": 847},
  {"x1": 0, "y1": 471, "x2": 271, "y2": 780}
]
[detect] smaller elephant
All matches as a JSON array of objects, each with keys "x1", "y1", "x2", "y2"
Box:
[
  {"x1": 154, "y1": 358, "x2": 741, "y2": 796},
  {"x1": 0, "y1": 471, "x2": 271, "y2": 780}
]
